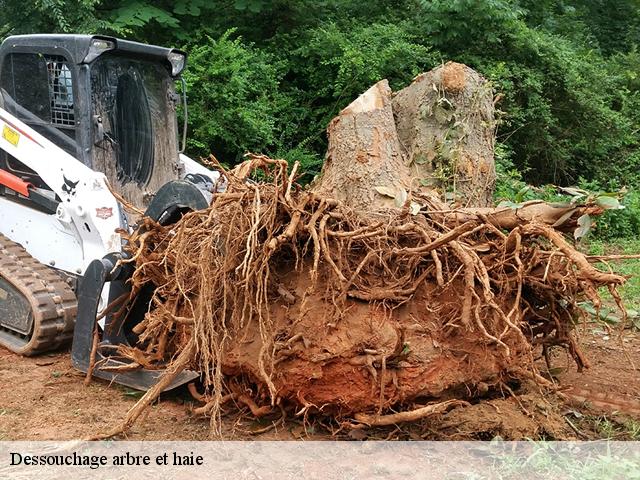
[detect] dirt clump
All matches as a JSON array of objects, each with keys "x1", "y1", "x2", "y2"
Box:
[{"x1": 432, "y1": 390, "x2": 574, "y2": 440}]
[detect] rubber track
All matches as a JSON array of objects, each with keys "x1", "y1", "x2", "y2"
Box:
[{"x1": 0, "y1": 234, "x2": 77, "y2": 355}]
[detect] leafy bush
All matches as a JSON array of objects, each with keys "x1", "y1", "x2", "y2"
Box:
[
  {"x1": 287, "y1": 22, "x2": 435, "y2": 150},
  {"x1": 182, "y1": 31, "x2": 286, "y2": 160},
  {"x1": 576, "y1": 179, "x2": 640, "y2": 240},
  {"x1": 495, "y1": 162, "x2": 640, "y2": 241},
  {"x1": 276, "y1": 146, "x2": 324, "y2": 184}
]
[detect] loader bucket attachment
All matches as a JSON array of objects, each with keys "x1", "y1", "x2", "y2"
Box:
[
  {"x1": 71, "y1": 180, "x2": 210, "y2": 390},
  {"x1": 71, "y1": 254, "x2": 199, "y2": 390}
]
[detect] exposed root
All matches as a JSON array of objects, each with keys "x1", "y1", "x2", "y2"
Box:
[
  {"x1": 91, "y1": 340, "x2": 195, "y2": 440},
  {"x1": 84, "y1": 327, "x2": 100, "y2": 386},
  {"x1": 106, "y1": 154, "x2": 626, "y2": 435},
  {"x1": 237, "y1": 394, "x2": 273, "y2": 418},
  {"x1": 192, "y1": 393, "x2": 237, "y2": 416},
  {"x1": 354, "y1": 400, "x2": 469, "y2": 426}
]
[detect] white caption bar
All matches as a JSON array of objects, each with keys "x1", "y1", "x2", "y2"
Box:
[{"x1": 0, "y1": 441, "x2": 638, "y2": 479}]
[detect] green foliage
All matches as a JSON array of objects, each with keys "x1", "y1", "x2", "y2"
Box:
[
  {"x1": 294, "y1": 22, "x2": 432, "y2": 102},
  {"x1": 577, "y1": 179, "x2": 640, "y2": 240},
  {"x1": 588, "y1": 238, "x2": 640, "y2": 313},
  {"x1": 494, "y1": 143, "x2": 530, "y2": 201},
  {"x1": 2, "y1": 0, "x2": 640, "y2": 241},
  {"x1": 288, "y1": 22, "x2": 434, "y2": 147},
  {"x1": 276, "y1": 146, "x2": 323, "y2": 184},
  {"x1": 0, "y1": 0, "x2": 106, "y2": 35},
  {"x1": 416, "y1": 0, "x2": 525, "y2": 51},
  {"x1": 495, "y1": 149, "x2": 636, "y2": 241},
  {"x1": 108, "y1": 2, "x2": 180, "y2": 32},
  {"x1": 570, "y1": 0, "x2": 640, "y2": 54},
  {"x1": 233, "y1": 0, "x2": 267, "y2": 13},
  {"x1": 181, "y1": 31, "x2": 286, "y2": 161}
]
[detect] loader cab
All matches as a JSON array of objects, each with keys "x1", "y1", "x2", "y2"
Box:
[{"x1": 0, "y1": 34, "x2": 187, "y2": 209}]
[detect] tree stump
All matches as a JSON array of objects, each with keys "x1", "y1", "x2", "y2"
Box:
[
  {"x1": 392, "y1": 62, "x2": 496, "y2": 207},
  {"x1": 311, "y1": 80, "x2": 412, "y2": 212},
  {"x1": 107, "y1": 62, "x2": 623, "y2": 438},
  {"x1": 315, "y1": 62, "x2": 497, "y2": 209}
]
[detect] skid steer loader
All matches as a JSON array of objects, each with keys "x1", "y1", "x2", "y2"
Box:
[{"x1": 0, "y1": 34, "x2": 220, "y2": 390}]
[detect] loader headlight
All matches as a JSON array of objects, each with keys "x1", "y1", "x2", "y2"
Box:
[
  {"x1": 167, "y1": 50, "x2": 186, "y2": 76},
  {"x1": 84, "y1": 37, "x2": 116, "y2": 63}
]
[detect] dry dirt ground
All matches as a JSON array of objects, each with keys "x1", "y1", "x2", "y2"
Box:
[{"x1": 0, "y1": 325, "x2": 638, "y2": 441}]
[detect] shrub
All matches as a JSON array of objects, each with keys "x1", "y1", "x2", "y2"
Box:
[{"x1": 182, "y1": 31, "x2": 286, "y2": 161}]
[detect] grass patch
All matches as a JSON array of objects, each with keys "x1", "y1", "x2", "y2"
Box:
[
  {"x1": 488, "y1": 440, "x2": 640, "y2": 479},
  {"x1": 586, "y1": 238, "x2": 640, "y2": 313},
  {"x1": 581, "y1": 415, "x2": 640, "y2": 440}
]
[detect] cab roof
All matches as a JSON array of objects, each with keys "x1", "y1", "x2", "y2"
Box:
[{"x1": 0, "y1": 34, "x2": 185, "y2": 75}]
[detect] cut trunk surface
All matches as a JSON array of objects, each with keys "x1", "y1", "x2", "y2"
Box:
[{"x1": 312, "y1": 80, "x2": 412, "y2": 212}]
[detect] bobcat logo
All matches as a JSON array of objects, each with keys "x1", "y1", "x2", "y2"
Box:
[
  {"x1": 61, "y1": 175, "x2": 79, "y2": 196},
  {"x1": 95, "y1": 207, "x2": 113, "y2": 219}
]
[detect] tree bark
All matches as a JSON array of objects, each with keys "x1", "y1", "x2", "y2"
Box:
[
  {"x1": 392, "y1": 62, "x2": 496, "y2": 207},
  {"x1": 314, "y1": 63, "x2": 497, "y2": 210},
  {"x1": 311, "y1": 80, "x2": 412, "y2": 212}
]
